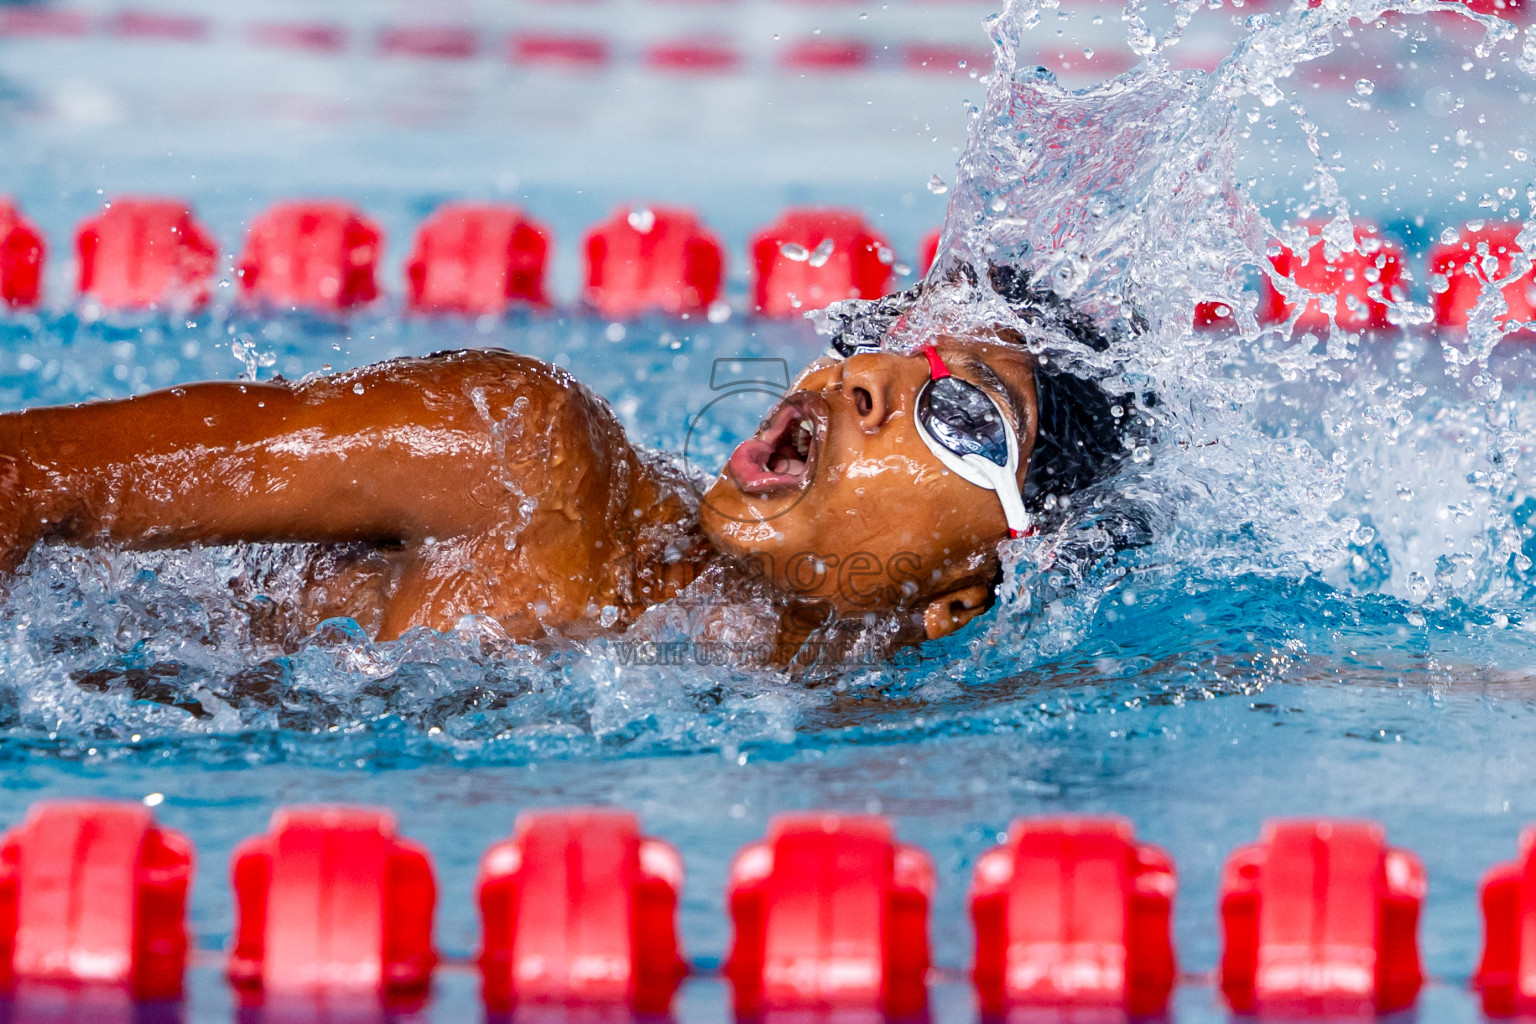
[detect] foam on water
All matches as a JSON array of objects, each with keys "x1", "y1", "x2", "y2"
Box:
[
  {"x1": 881, "y1": 0, "x2": 1536, "y2": 675},
  {"x1": 2, "y1": 0, "x2": 1536, "y2": 770}
]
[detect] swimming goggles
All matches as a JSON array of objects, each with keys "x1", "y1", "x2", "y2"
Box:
[{"x1": 914, "y1": 345, "x2": 1032, "y2": 539}]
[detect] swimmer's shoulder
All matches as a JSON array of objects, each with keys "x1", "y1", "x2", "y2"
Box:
[
  {"x1": 293, "y1": 348, "x2": 582, "y2": 405},
  {"x1": 291, "y1": 347, "x2": 624, "y2": 443}
]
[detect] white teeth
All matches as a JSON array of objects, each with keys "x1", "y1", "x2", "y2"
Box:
[{"x1": 792, "y1": 418, "x2": 813, "y2": 458}]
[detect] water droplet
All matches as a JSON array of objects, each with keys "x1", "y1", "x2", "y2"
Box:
[
  {"x1": 927, "y1": 174, "x2": 949, "y2": 195},
  {"x1": 808, "y1": 238, "x2": 836, "y2": 268},
  {"x1": 626, "y1": 208, "x2": 656, "y2": 233},
  {"x1": 1354, "y1": 78, "x2": 1374, "y2": 96},
  {"x1": 780, "y1": 242, "x2": 810, "y2": 262}
]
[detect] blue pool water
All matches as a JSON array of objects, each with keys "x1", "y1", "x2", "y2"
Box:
[
  {"x1": 2, "y1": 0, "x2": 1536, "y2": 1018},
  {"x1": 2, "y1": 310, "x2": 1536, "y2": 1022}
]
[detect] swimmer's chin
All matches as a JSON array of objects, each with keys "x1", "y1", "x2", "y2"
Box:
[{"x1": 698, "y1": 479, "x2": 783, "y2": 550}]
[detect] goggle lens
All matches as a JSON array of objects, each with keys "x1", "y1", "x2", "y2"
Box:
[{"x1": 916, "y1": 375, "x2": 1010, "y2": 467}]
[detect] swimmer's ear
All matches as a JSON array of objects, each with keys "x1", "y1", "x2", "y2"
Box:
[{"x1": 921, "y1": 583, "x2": 993, "y2": 640}]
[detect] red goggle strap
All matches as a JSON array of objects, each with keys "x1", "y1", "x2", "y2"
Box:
[{"x1": 920, "y1": 345, "x2": 950, "y2": 380}]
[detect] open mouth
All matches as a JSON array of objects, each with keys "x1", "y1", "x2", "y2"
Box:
[{"x1": 726, "y1": 393, "x2": 823, "y2": 496}]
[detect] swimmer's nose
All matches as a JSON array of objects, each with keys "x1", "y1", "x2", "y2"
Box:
[{"x1": 839, "y1": 353, "x2": 901, "y2": 433}]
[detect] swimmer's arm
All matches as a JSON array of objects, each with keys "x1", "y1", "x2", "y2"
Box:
[{"x1": 0, "y1": 368, "x2": 518, "y2": 564}]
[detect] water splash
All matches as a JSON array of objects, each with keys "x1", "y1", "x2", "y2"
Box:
[
  {"x1": 5, "y1": 0, "x2": 1536, "y2": 764},
  {"x1": 824, "y1": 0, "x2": 1536, "y2": 684}
]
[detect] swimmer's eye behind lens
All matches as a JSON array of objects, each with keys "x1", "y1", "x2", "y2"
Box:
[
  {"x1": 916, "y1": 376, "x2": 1010, "y2": 467},
  {"x1": 913, "y1": 345, "x2": 1031, "y2": 539}
]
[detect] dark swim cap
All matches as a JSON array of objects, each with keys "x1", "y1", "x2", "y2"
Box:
[
  {"x1": 820, "y1": 261, "x2": 1142, "y2": 509},
  {"x1": 1024, "y1": 367, "x2": 1133, "y2": 511},
  {"x1": 984, "y1": 263, "x2": 1139, "y2": 510}
]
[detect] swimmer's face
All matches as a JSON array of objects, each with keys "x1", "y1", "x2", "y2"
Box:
[{"x1": 700, "y1": 335, "x2": 1037, "y2": 640}]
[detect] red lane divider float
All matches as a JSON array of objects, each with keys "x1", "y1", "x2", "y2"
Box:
[
  {"x1": 782, "y1": 38, "x2": 874, "y2": 71},
  {"x1": 1258, "y1": 220, "x2": 1408, "y2": 333},
  {"x1": 12, "y1": 801, "x2": 1536, "y2": 1019},
  {"x1": 583, "y1": 205, "x2": 725, "y2": 319},
  {"x1": 6, "y1": 195, "x2": 1536, "y2": 333},
  {"x1": 378, "y1": 26, "x2": 478, "y2": 61},
  {"x1": 237, "y1": 201, "x2": 383, "y2": 312},
  {"x1": 1461, "y1": 0, "x2": 1525, "y2": 15},
  {"x1": 1475, "y1": 827, "x2": 1536, "y2": 1016},
  {"x1": 0, "y1": 9, "x2": 91, "y2": 38},
  {"x1": 76, "y1": 199, "x2": 218, "y2": 312},
  {"x1": 970, "y1": 816, "x2": 1177, "y2": 1017},
  {"x1": 1194, "y1": 297, "x2": 1238, "y2": 328},
  {"x1": 644, "y1": 40, "x2": 743, "y2": 73},
  {"x1": 1, "y1": 1, "x2": 1524, "y2": 61},
  {"x1": 0, "y1": 199, "x2": 44, "y2": 309},
  {"x1": 228, "y1": 806, "x2": 436, "y2": 1004},
  {"x1": 751, "y1": 208, "x2": 894, "y2": 317},
  {"x1": 248, "y1": 21, "x2": 347, "y2": 54},
  {"x1": 106, "y1": 11, "x2": 208, "y2": 43},
  {"x1": 1429, "y1": 223, "x2": 1536, "y2": 330},
  {"x1": 1475, "y1": 826, "x2": 1536, "y2": 1016},
  {"x1": 1220, "y1": 819, "x2": 1425, "y2": 1016},
  {"x1": 406, "y1": 202, "x2": 550, "y2": 315},
  {"x1": 725, "y1": 813, "x2": 933, "y2": 1016},
  {"x1": 0, "y1": 801, "x2": 191, "y2": 1000},
  {"x1": 477, "y1": 808, "x2": 686, "y2": 1013},
  {"x1": 508, "y1": 32, "x2": 610, "y2": 68}
]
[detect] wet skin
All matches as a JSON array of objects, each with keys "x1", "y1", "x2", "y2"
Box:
[
  {"x1": 702, "y1": 335, "x2": 1037, "y2": 641},
  {"x1": 0, "y1": 338, "x2": 1037, "y2": 649}
]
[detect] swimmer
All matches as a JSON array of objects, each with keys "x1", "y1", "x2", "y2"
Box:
[{"x1": 0, "y1": 277, "x2": 1135, "y2": 658}]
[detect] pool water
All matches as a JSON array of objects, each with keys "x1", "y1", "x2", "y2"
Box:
[
  {"x1": 2, "y1": 313, "x2": 1534, "y2": 1022},
  {"x1": 2, "y1": 0, "x2": 1536, "y2": 1019}
]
